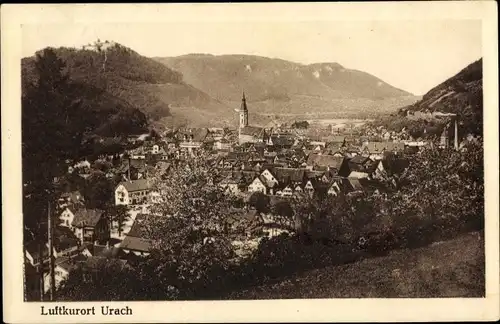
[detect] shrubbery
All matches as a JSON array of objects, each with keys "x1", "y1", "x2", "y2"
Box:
[{"x1": 57, "y1": 141, "x2": 484, "y2": 301}]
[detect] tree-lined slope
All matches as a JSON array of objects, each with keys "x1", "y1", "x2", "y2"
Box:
[
  {"x1": 22, "y1": 42, "x2": 230, "y2": 129},
  {"x1": 403, "y1": 59, "x2": 482, "y2": 134},
  {"x1": 371, "y1": 58, "x2": 483, "y2": 137}
]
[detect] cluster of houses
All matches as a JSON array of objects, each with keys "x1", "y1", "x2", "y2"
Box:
[
  {"x1": 24, "y1": 93, "x2": 433, "y2": 299},
  {"x1": 215, "y1": 146, "x2": 407, "y2": 199}
]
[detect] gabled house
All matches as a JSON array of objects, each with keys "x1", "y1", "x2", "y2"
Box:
[
  {"x1": 338, "y1": 155, "x2": 378, "y2": 178},
  {"x1": 150, "y1": 144, "x2": 169, "y2": 161},
  {"x1": 345, "y1": 178, "x2": 389, "y2": 196},
  {"x1": 57, "y1": 191, "x2": 85, "y2": 210},
  {"x1": 344, "y1": 145, "x2": 361, "y2": 157},
  {"x1": 43, "y1": 253, "x2": 89, "y2": 293},
  {"x1": 232, "y1": 170, "x2": 259, "y2": 187},
  {"x1": 327, "y1": 177, "x2": 345, "y2": 196},
  {"x1": 120, "y1": 214, "x2": 153, "y2": 257},
  {"x1": 305, "y1": 153, "x2": 344, "y2": 174},
  {"x1": 25, "y1": 240, "x2": 55, "y2": 267},
  {"x1": 260, "y1": 169, "x2": 279, "y2": 187},
  {"x1": 129, "y1": 147, "x2": 147, "y2": 160},
  {"x1": 118, "y1": 158, "x2": 149, "y2": 180},
  {"x1": 324, "y1": 142, "x2": 345, "y2": 156},
  {"x1": 303, "y1": 179, "x2": 317, "y2": 195},
  {"x1": 294, "y1": 184, "x2": 304, "y2": 194},
  {"x1": 361, "y1": 142, "x2": 405, "y2": 160},
  {"x1": 248, "y1": 175, "x2": 275, "y2": 195},
  {"x1": 155, "y1": 161, "x2": 172, "y2": 179},
  {"x1": 214, "y1": 138, "x2": 232, "y2": 151},
  {"x1": 268, "y1": 135, "x2": 294, "y2": 149},
  {"x1": 239, "y1": 126, "x2": 266, "y2": 145},
  {"x1": 177, "y1": 128, "x2": 210, "y2": 154},
  {"x1": 305, "y1": 170, "x2": 325, "y2": 179},
  {"x1": 59, "y1": 206, "x2": 77, "y2": 228},
  {"x1": 115, "y1": 179, "x2": 151, "y2": 206},
  {"x1": 72, "y1": 208, "x2": 109, "y2": 245},
  {"x1": 52, "y1": 226, "x2": 81, "y2": 258},
  {"x1": 273, "y1": 167, "x2": 306, "y2": 187},
  {"x1": 323, "y1": 135, "x2": 347, "y2": 146}
]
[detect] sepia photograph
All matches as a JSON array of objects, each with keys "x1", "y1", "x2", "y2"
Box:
[{"x1": 2, "y1": 2, "x2": 499, "y2": 323}]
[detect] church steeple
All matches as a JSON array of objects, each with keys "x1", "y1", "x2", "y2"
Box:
[
  {"x1": 239, "y1": 91, "x2": 248, "y2": 128},
  {"x1": 241, "y1": 92, "x2": 247, "y2": 111}
]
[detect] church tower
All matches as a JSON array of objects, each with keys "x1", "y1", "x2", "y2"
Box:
[{"x1": 239, "y1": 92, "x2": 248, "y2": 129}]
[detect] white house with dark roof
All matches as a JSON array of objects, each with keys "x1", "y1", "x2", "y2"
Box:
[
  {"x1": 57, "y1": 191, "x2": 84, "y2": 210},
  {"x1": 327, "y1": 179, "x2": 343, "y2": 196},
  {"x1": 59, "y1": 206, "x2": 77, "y2": 228},
  {"x1": 260, "y1": 169, "x2": 279, "y2": 187},
  {"x1": 119, "y1": 214, "x2": 153, "y2": 257},
  {"x1": 72, "y1": 209, "x2": 109, "y2": 244},
  {"x1": 115, "y1": 179, "x2": 151, "y2": 206},
  {"x1": 248, "y1": 176, "x2": 269, "y2": 195}
]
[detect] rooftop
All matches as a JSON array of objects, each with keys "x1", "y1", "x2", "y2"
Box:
[
  {"x1": 73, "y1": 209, "x2": 105, "y2": 228},
  {"x1": 118, "y1": 179, "x2": 151, "y2": 192}
]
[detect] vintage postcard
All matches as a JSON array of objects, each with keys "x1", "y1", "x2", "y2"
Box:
[{"x1": 2, "y1": 2, "x2": 499, "y2": 323}]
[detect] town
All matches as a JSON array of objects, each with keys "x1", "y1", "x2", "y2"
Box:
[{"x1": 24, "y1": 90, "x2": 478, "y2": 300}]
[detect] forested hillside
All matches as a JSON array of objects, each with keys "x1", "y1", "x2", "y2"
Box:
[
  {"x1": 370, "y1": 58, "x2": 483, "y2": 138},
  {"x1": 22, "y1": 42, "x2": 229, "y2": 128}
]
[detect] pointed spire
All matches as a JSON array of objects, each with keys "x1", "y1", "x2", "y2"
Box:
[{"x1": 240, "y1": 91, "x2": 248, "y2": 112}]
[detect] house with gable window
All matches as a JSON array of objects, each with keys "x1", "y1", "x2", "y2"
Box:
[
  {"x1": 120, "y1": 214, "x2": 154, "y2": 257},
  {"x1": 260, "y1": 169, "x2": 279, "y2": 188},
  {"x1": 72, "y1": 209, "x2": 109, "y2": 245},
  {"x1": 115, "y1": 179, "x2": 151, "y2": 206},
  {"x1": 247, "y1": 175, "x2": 276, "y2": 195}
]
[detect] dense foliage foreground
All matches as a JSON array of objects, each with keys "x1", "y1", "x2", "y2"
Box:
[
  {"x1": 57, "y1": 142, "x2": 484, "y2": 300},
  {"x1": 23, "y1": 48, "x2": 484, "y2": 300}
]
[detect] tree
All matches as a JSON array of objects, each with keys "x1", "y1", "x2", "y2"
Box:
[
  {"x1": 232, "y1": 197, "x2": 245, "y2": 209},
  {"x1": 82, "y1": 172, "x2": 114, "y2": 209},
  {"x1": 291, "y1": 120, "x2": 309, "y2": 129},
  {"x1": 107, "y1": 205, "x2": 129, "y2": 237},
  {"x1": 57, "y1": 258, "x2": 138, "y2": 301},
  {"x1": 272, "y1": 200, "x2": 293, "y2": 218},
  {"x1": 383, "y1": 141, "x2": 484, "y2": 246},
  {"x1": 22, "y1": 49, "x2": 87, "y2": 231},
  {"x1": 248, "y1": 192, "x2": 271, "y2": 214},
  {"x1": 135, "y1": 153, "x2": 242, "y2": 299}
]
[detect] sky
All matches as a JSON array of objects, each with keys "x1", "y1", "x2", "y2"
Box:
[{"x1": 21, "y1": 20, "x2": 482, "y2": 95}]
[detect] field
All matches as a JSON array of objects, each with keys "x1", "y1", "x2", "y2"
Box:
[{"x1": 226, "y1": 231, "x2": 485, "y2": 299}]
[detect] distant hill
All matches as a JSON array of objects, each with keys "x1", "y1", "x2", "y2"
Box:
[
  {"x1": 157, "y1": 54, "x2": 412, "y2": 101},
  {"x1": 21, "y1": 42, "x2": 230, "y2": 130},
  {"x1": 22, "y1": 44, "x2": 423, "y2": 130},
  {"x1": 155, "y1": 54, "x2": 419, "y2": 123},
  {"x1": 371, "y1": 58, "x2": 483, "y2": 138}
]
